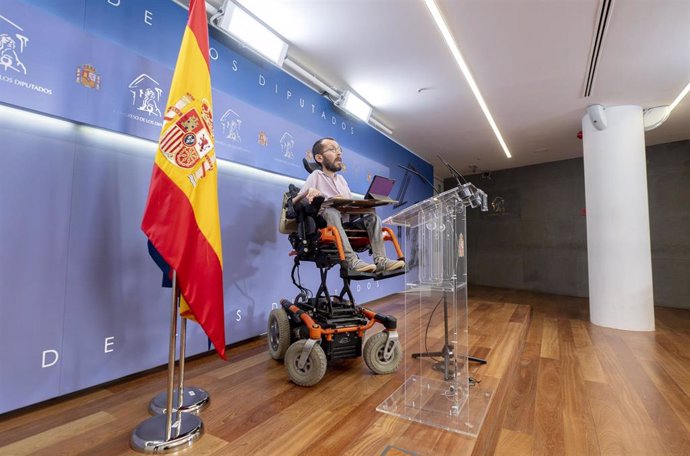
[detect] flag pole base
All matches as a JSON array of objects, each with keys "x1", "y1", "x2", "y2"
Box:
[
  {"x1": 149, "y1": 387, "x2": 210, "y2": 415},
  {"x1": 131, "y1": 413, "x2": 203, "y2": 454}
]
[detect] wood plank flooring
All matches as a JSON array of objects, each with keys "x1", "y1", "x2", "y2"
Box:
[
  {"x1": 487, "y1": 287, "x2": 690, "y2": 456},
  {"x1": 1, "y1": 286, "x2": 689, "y2": 455}
]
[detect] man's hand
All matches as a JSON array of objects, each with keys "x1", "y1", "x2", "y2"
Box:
[{"x1": 305, "y1": 187, "x2": 322, "y2": 204}]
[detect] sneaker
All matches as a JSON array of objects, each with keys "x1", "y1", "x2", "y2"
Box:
[
  {"x1": 348, "y1": 257, "x2": 376, "y2": 273},
  {"x1": 375, "y1": 257, "x2": 406, "y2": 272}
]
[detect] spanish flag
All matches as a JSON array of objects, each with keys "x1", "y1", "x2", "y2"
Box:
[{"x1": 142, "y1": 0, "x2": 226, "y2": 358}]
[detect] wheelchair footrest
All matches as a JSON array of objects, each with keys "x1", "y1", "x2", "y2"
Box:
[
  {"x1": 343, "y1": 269, "x2": 377, "y2": 280},
  {"x1": 373, "y1": 267, "x2": 407, "y2": 281},
  {"x1": 344, "y1": 266, "x2": 408, "y2": 281}
]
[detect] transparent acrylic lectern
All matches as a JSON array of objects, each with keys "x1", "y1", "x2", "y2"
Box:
[{"x1": 376, "y1": 187, "x2": 492, "y2": 436}]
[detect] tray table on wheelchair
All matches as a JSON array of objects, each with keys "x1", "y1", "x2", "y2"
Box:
[{"x1": 322, "y1": 198, "x2": 391, "y2": 210}]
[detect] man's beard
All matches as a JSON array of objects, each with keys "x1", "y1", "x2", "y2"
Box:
[{"x1": 322, "y1": 157, "x2": 342, "y2": 172}]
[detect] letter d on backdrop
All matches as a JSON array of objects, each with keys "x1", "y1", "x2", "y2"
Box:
[{"x1": 42, "y1": 349, "x2": 59, "y2": 368}]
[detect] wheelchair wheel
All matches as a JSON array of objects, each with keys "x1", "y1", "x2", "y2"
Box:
[
  {"x1": 363, "y1": 332, "x2": 402, "y2": 375},
  {"x1": 267, "y1": 308, "x2": 291, "y2": 360},
  {"x1": 285, "y1": 340, "x2": 327, "y2": 386}
]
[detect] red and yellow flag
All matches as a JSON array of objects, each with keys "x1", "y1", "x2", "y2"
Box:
[{"x1": 142, "y1": 0, "x2": 225, "y2": 358}]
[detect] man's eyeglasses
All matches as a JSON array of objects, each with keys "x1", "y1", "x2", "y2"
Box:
[{"x1": 322, "y1": 146, "x2": 342, "y2": 155}]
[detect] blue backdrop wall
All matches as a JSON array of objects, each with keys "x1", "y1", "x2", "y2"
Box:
[{"x1": 0, "y1": 0, "x2": 433, "y2": 413}]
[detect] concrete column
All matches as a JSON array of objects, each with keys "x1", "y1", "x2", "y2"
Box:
[{"x1": 582, "y1": 105, "x2": 655, "y2": 331}]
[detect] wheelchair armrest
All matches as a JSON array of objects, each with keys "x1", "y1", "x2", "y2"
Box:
[{"x1": 279, "y1": 184, "x2": 327, "y2": 235}]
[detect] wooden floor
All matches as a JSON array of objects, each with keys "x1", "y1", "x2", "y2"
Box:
[
  {"x1": 485, "y1": 287, "x2": 690, "y2": 456},
  {"x1": 1, "y1": 286, "x2": 689, "y2": 455}
]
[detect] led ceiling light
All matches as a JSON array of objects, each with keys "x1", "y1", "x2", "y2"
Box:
[
  {"x1": 423, "y1": 0, "x2": 512, "y2": 158},
  {"x1": 669, "y1": 80, "x2": 690, "y2": 112},
  {"x1": 218, "y1": 1, "x2": 288, "y2": 66},
  {"x1": 336, "y1": 90, "x2": 373, "y2": 122},
  {"x1": 643, "y1": 80, "x2": 690, "y2": 131}
]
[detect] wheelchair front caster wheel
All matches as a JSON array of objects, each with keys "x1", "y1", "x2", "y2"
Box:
[
  {"x1": 285, "y1": 340, "x2": 327, "y2": 386},
  {"x1": 267, "y1": 307, "x2": 291, "y2": 360},
  {"x1": 363, "y1": 332, "x2": 402, "y2": 375}
]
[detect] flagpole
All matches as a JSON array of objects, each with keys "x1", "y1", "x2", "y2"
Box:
[
  {"x1": 176, "y1": 317, "x2": 187, "y2": 417},
  {"x1": 131, "y1": 271, "x2": 204, "y2": 453},
  {"x1": 164, "y1": 275, "x2": 179, "y2": 440},
  {"x1": 148, "y1": 315, "x2": 210, "y2": 416}
]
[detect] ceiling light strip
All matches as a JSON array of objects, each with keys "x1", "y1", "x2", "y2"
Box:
[
  {"x1": 423, "y1": 0, "x2": 511, "y2": 158},
  {"x1": 669, "y1": 81, "x2": 690, "y2": 112}
]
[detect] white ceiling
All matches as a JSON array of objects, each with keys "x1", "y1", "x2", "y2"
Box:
[{"x1": 207, "y1": 0, "x2": 690, "y2": 177}]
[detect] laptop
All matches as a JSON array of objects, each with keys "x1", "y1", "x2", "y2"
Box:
[{"x1": 365, "y1": 175, "x2": 397, "y2": 203}]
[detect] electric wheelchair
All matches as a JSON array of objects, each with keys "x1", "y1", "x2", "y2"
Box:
[{"x1": 268, "y1": 161, "x2": 405, "y2": 386}]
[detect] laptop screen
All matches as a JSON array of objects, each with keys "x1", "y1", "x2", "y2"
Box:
[{"x1": 366, "y1": 175, "x2": 395, "y2": 199}]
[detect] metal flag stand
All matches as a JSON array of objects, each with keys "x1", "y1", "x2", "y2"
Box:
[
  {"x1": 131, "y1": 272, "x2": 204, "y2": 453},
  {"x1": 148, "y1": 299, "x2": 210, "y2": 416}
]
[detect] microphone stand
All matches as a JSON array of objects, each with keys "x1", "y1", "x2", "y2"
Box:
[
  {"x1": 411, "y1": 156, "x2": 488, "y2": 369},
  {"x1": 394, "y1": 164, "x2": 439, "y2": 240},
  {"x1": 437, "y1": 154, "x2": 468, "y2": 187},
  {"x1": 412, "y1": 291, "x2": 457, "y2": 380},
  {"x1": 398, "y1": 159, "x2": 487, "y2": 369},
  {"x1": 398, "y1": 163, "x2": 457, "y2": 378},
  {"x1": 393, "y1": 166, "x2": 411, "y2": 208},
  {"x1": 397, "y1": 164, "x2": 438, "y2": 195}
]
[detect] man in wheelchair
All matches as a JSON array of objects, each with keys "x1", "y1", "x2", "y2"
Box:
[
  {"x1": 293, "y1": 137, "x2": 405, "y2": 273},
  {"x1": 269, "y1": 137, "x2": 405, "y2": 386}
]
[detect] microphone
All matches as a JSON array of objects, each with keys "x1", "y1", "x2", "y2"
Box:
[
  {"x1": 437, "y1": 155, "x2": 489, "y2": 212},
  {"x1": 437, "y1": 154, "x2": 467, "y2": 186},
  {"x1": 398, "y1": 164, "x2": 438, "y2": 194}
]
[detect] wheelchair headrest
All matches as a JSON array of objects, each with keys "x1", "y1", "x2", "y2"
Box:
[{"x1": 302, "y1": 158, "x2": 321, "y2": 174}]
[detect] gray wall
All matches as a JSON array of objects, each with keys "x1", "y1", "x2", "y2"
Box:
[
  {"x1": 647, "y1": 140, "x2": 690, "y2": 309},
  {"x1": 449, "y1": 139, "x2": 689, "y2": 309}
]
